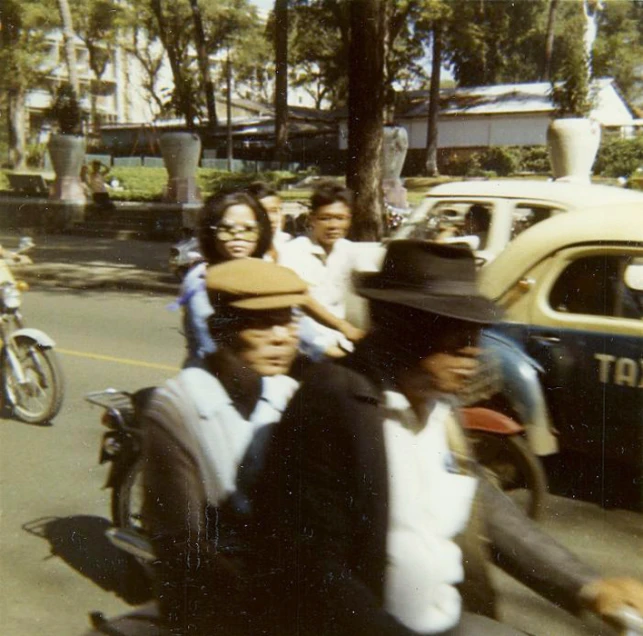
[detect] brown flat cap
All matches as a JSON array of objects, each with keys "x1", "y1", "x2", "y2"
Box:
[{"x1": 206, "y1": 258, "x2": 308, "y2": 310}]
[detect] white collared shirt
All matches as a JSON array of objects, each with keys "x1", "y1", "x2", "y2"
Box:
[
  {"x1": 169, "y1": 368, "x2": 299, "y2": 507},
  {"x1": 278, "y1": 236, "x2": 356, "y2": 355},
  {"x1": 278, "y1": 236, "x2": 355, "y2": 319},
  {"x1": 382, "y1": 393, "x2": 478, "y2": 634}
]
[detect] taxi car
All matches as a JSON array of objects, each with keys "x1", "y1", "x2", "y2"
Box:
[
  {"x1": 395, "y1": 179, "x2": 643, "y2": 265},
  {"x1": 477, "y1": 203, "x2": 643, "y2": 506}
]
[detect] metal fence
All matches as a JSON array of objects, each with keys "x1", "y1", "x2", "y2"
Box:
[{"x1": 43, "y1": 153, "x2": 306, "y2": 173}]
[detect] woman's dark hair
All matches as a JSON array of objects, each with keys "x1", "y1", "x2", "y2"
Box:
[
  {"x1": 246, "y1": 181, "x2": 278, "y2": 201},
  {"x1": 198, "y1": 191, "x2": 272, "y2": 264},
  {"x1": 310, "y1": 180, "x2": 353, "y2": 213}
]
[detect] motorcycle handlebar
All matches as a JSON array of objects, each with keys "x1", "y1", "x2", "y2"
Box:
[{"x1": 607, "y1": 607, "x2": 643, "y2": 635}]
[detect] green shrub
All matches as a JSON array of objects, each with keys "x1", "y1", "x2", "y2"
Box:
[
  {"x1": 108, "y1": 167, "x2": 167, "y2": 201},
  {"x1": 105, "y1": 167, "x2": 300, "y2": 202},
  {"x1": 202, "y1": 170, "x2": 297, "y2": 196},
  {"x1": 441, "y1": 150, "x2": 478, "y2": 176},
  {"x1": 477, "y1": 146, "x2": 519, "y2": 176},
  {"x1": 25, "y1": 143, "x2": 47, "y2": 169},
  {"x1": 518, "y1": 146, "x2": 551, "y2": 174},
  {"x1": 594, "y1": 137, "x2": 643, "y2": 179}
]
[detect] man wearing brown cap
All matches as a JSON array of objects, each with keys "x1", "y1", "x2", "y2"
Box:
[
  {"x1": 253, "y1": 240, "x2": 643, "y2": 635},
  {"x1": 141, "y1": 258, "x2": 309, "y2": 635}
]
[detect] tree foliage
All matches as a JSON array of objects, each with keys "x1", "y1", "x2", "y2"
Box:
[
  {"x1": 0, "y1": 0, "x2": 55, "y2": 167},
  {"x1": 549, "y1": 1, "x2": 594, "y2": 117},
  {"x1": 443, "y1": 0, "x2": 548, "y2": 87},
  {"x1": 69, "y1": 0, "x2": 123, "y2": 130},
  {"x1": 592, "y1": 0, "x2": 643, "y2": 106}
]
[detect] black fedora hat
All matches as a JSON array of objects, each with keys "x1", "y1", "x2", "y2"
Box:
[{"x1": 354, "y1": 240, "x2": 501, "y2": 324}]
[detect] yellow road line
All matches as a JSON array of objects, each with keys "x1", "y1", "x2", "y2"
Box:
[{"x1": 57, "y1": 348, "x2": 180, "y2": 372}]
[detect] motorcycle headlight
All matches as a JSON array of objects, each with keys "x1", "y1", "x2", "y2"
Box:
[{"x1": 2, "y1": 284, "x2": 21, "y2": 309}]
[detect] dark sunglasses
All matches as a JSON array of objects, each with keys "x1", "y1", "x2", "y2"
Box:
[{"x1": 212, "y1": 223, "x2": 259, "y2": 242}]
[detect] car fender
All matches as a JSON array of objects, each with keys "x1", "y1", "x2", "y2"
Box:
[
  {"x1": 9, "y1": 327, "x2": 56, "y2": 349},
  {"x1": 481, "y1": 331, "x2": 559, "y2": 456}
]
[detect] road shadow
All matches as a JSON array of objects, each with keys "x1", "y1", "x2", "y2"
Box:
[{"x1": 23, "y1": 515, "x2": 152, "y2": 605}]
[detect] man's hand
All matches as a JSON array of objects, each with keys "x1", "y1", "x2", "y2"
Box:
[
  {"x1": 580, "y1": 577, "x2": 643, "y2": 622},
  {"x1": 324, "y1": 344, "x2": 347, "y2": 359},
  {"x1": 339, "y1": 320, "x2": 365, "y2": 343}
]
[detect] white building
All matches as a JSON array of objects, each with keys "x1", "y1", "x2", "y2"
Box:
[
  {"x1": 26, "y1": 26, "x2": 319, "y2": 139},
  {"x1": 338, "y1": 78, "x2": 638, "y2": 151}
]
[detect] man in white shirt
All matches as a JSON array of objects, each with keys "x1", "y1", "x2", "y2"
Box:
[
  {"x1": 279, "y1": 180, "x2": 361, "y2": 359},
  {"x1": 254, "y1": 240, "x2": 643, "y2": 636}
]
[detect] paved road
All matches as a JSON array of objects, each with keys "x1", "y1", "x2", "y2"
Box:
[
  {"x1": 0, "y1": 289, "x2": 640, "y2": 635},
  {"x1": 0, "y1": 288, "x2": 182, "y2": 635}
]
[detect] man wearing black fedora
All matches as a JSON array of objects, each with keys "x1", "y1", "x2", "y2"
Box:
[{"x1": 252, "y1": 240, "x2": 643, "y2": 635}]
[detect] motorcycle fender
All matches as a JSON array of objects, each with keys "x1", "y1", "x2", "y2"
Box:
[
  {"x1": 104, "y1": 458, "x2": 135, "y2": 490},
  {"x1": 461, "y1": 407, "x2": 524, "y2": 435},
  {"x1": 10, "y1": 327, "x2": 56, "y2": 349}
]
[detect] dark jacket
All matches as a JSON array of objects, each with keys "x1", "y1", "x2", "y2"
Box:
[{"x1": 253, "y1": 347, "x2": 598, "y2": 636}]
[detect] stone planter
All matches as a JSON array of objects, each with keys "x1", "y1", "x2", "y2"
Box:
[
  {"x1": 381, "y1": 126, "x2": 409, "y2": 208},
  {"x1": 159, "y1": 132, "x2": 202, "y2": 204},
  {"x1": 47, "y1": 133, "x2": 87, "y2": 203},
  {"x1": 547, "y1": 118, "x2": 601, "y2": 183}
]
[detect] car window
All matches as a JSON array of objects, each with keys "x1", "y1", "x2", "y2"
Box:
[
  {"x1": 407, "y1": 201, "x2": 493, "y2": 249},
  {"x1": 549, "y1": 254, "x2": 642, "y2": 319},
  {"x1": 511, "y1": 205, "x2": 555, "y2": 240}
]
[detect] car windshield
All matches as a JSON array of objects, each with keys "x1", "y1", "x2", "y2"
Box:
[{"x1": 402, "y1": 201, "x2": 493, "y2": 250}]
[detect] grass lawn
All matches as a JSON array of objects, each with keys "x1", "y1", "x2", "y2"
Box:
[{"x1": 0, "y1": 166, "x2": 633, "y2": 205}]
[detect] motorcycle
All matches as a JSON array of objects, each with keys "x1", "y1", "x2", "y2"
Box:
[
  {"x1": 85, "y1": 387, "x2": 155, "y2": 533},
  {"x1": 86, "y1": 383, "x2": 544, "y2": 585},
  {"x1": 0, "y1": 237, "x2": 65, "y2": 424},
  {"x1": 84, "y1": 390, "x2": 640, "y2": 636},
  {"x1": 459, "y1": 347, "x2": 549, "y2": 521},
  {"x1": 168, "y1": 232, "x2": 203, "y2": 280}
]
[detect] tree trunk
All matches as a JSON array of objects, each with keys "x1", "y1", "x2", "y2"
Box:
[
  {"x1": 543, "y1": 0, "x2": 559, "y2": 81},
  {"x1": 8, "y1": 88, "x2": 27, "y2": 170},
  {"x1": 188, "y1": 0, "x2": 217, "y2": 132},
  {"x1": 346, "y1": 0, "x2": 387, "y2": 241},
  {"x1": 425, "y1": 21, "x2": 442, "y2": 177},
  {"x1": 274, "y1": 0, "x2": 289, "y2": 163},
  {"x1": 150, "y1": 0, "x2": 195, "y2": 130},
  {"x1": 56, "y1": 0, "x2": 79, "y2": 95}
]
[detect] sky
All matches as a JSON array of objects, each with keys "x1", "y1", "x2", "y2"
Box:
[{"x1": 251, "y1": 0, "x2": 274, "y2": 17}]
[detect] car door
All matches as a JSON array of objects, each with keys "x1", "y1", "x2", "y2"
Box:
[{"x1": 523, "y1": 246, "x2": 643, "y2": 469}]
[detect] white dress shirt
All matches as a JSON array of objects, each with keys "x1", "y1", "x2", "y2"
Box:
[
  {"x1": 278, "y1": 236, "x2": 356, "y2": 355},
  {"x1": 382, "y1": 393, "x2": 478, "y2": 634}
]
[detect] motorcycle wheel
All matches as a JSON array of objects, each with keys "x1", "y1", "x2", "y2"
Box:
[
  {"x1": 468, "y1": 432, "x2": 548, "y2": 520},
  {"x1": 112, "y1": 460, "x2": 145, "y2": 531},
  {"x1": 3, "y1": 340, "x2": 65, "y2": 424}
]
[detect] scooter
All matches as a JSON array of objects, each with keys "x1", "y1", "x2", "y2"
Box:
[{"x1": 0, "y1": 237, "x2": 65, "y2": 424}]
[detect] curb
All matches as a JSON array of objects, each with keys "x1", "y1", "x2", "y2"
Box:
[{"x1": 14, "y1": 265, "x2": 179, "y2": 296}]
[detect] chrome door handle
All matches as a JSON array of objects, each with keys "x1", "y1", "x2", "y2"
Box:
[{"x1": 530, "y1": 335, "x2": 561, "y2": 344}]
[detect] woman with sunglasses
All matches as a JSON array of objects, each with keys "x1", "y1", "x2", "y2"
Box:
[
  {"x1": 179, "y1": 191, "x2": 273, "y2": 366},
  {"x1": 179, "y1": 191, "x2": 363, "y2": 367}
]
